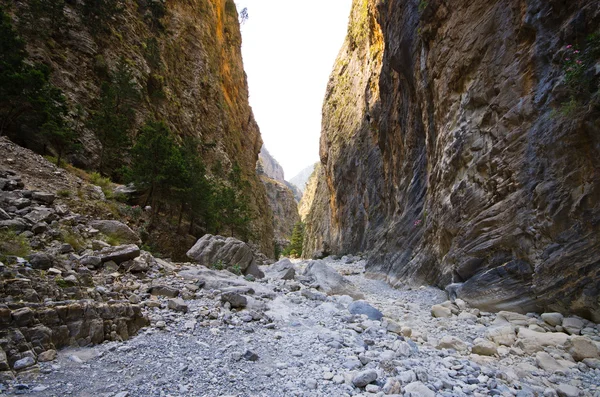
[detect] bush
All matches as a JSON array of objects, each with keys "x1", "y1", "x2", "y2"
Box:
[{"x1": 0, "y1": 230, "x2": 31, "y2": 261}]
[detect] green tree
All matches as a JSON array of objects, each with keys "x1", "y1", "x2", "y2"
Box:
[
  {"x1": 89, "y1": 58, "x2": 139, "y2": 177},
  {"x1": 0, "y1": 7, "x2": 72, "y2": 152},
  {"x1": 127, "y1": 120, "x2": 186, "y2": 215},
  {"x1": 214, "y1": 163, "x2": 252, "y2": 239},
  {"x1": 20, "y1": 0, "x2": 66, "y2": 36},
  {"x1": 41, "y1": 92, "x2": 78, "y2": 166},
  {"x1": 82, "y1": 0, "x2": 122, "y2": 34},
  {"x1": 285, "y1": 222, "x2": 305, "y2": 258}
]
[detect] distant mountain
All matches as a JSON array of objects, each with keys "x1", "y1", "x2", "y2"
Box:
[
  {"x1": 289, "y1": 163, "x2": 317, "y2": 193},
  {"x1": 257, "y1": 146, "x2": 285, "y2": 182}
]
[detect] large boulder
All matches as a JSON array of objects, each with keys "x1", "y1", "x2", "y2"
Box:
[
  {"x1": 515, "y1": 328, "x2": 569, "y2": 354},
  {"x1": 302, "y1": 260, "x2": 364, "y2": 299},
  {"x1": 348, "y1": 301, "x2": 383, "y2": 320},
  {"x1": 265, "y1": 258, "x2": 296, "y2": 280},
  {"x1": 186, "y1": 234, "x2": 262, "y2": 278},
  {"x1": 90, "y1": 220, "x2": 140, "y2": 244}
]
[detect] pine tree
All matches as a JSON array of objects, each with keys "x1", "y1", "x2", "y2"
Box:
[
  {"x1": 287, "y1": 222, "x2": 305, "y2": 258},
  {"x1": 89, "y1": 58, "x2": 139, "y2": 177}
]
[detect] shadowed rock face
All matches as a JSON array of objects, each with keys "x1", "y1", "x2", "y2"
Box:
[{"x1": 305, "y1": 0, "x2": 600, "y2": 320}]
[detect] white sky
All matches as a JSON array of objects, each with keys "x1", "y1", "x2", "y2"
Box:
[{"x1": 233, "y1": 0, "x2": 353, "y2": 179}]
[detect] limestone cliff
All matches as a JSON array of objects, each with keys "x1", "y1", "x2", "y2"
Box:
[
  {"x1": 3, "y1": 0, "x2": 273, "y2": 255},
  {"x1": 256, "y1": 146, "x2": 300, "y2": 249},
  {"x1": 305, "y1": 0, "x2": 600, "y2": 320}
]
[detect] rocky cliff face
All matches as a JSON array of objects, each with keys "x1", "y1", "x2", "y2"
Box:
[
  {"x1": 289, "y1": 164, "x2": 318, "y2": 194},
  {"x1": 3, "y1": 0, "x2": 273, "y2": 255},
  {"x1": 256, "y1": 147, "x2": 300, "y2": 249},
  {"x1": 305, "y1": 0, "x2": 600, "y2": 320}
]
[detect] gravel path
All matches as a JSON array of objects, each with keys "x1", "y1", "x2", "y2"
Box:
[{"x1": 4, "y1": 257, "x2": 600, "y2": 397}]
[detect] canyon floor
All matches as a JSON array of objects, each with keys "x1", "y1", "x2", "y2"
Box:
[{"x1": 4, "y1": 258, "x2": 600, "y2": 397}]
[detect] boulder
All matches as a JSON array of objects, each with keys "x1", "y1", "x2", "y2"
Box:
[
  {"x1": 98, "y1": 244, "x2": 140, "y2": 264},
  {"x1": 90, "y1": 220, "x2": 140, "y2": 244},
  {"x1": 436, "y1": 335, "x2": 468, "y2": 353},
  {"x1": 186, "y1": 234, "x2": 259, "y2": 276},
  {"x1": 556, "y1": 384, "x2": 581, "y2": 397},
  {"x1": 515, "y1": 328, "x2": 569, "y2": 354},
  {"x1": 348, "y1": 300, "x2": 383, "y2": 320},
  {"x1": 565, "y1": 336, "x2": 599, "y2": 361},
  {"x1": 431, "y1": 304, "x2": 452, "y2": 318},
  {"x1": 472, "y1": 338, "x2": 497, "y2": 356},
  {"x1": 302, "y1": 260, "x2": 364, "y2": 299},
  {"x1": 266, "y1": 258, "x2": 296, "y2": 280},
  {"x1": 244, "y1": 262, "x2": 264, "y2": 279},
  {"x1": 541, "y1": 312, "x2": 564, "y2": 327},
  {"x1": 24, "y1": 207, "x2": 55, "y2": 224},
  {"x1": 496, "y1": 311, "x2": 530, "y2": 326}
]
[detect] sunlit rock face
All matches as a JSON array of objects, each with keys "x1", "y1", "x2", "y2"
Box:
[
  {"x1": 257, "y1": 147, "x2": 300, "y2": 248},
  {"x1": 5, "y1": 0, "x2": 274, "y2": 255},
  {"x1": 305, "y1": 0, "x2": 600, "y2": 320}
]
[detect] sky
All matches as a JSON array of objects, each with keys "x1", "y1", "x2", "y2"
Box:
[{"x1": 233, "y1": 0, "x2": 353, "y2": 180}]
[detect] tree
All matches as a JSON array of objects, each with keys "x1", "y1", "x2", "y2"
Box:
[
  {"x1": 41, "y1": 92, "x2": 78, "y2": 166},
  {"x1": 0, "y1": 7, "x2": 72, "y2": 153},
  {"x1": 82, "y1": 0, "x2": 122, "y2": 34},
  {"x1": 20, "y1": 0, "x2": 66, "y2": 36},
  {"x1": 285, "y1": 222, "x2": 305, "y2": 258},
  {"x1": 214, "y1": 162, "x2": 252, "y2": 239},
  {"x1": 239, "y1": 7, "x2": 249, "y2": 24},
  {"x1": 127, "y1": 120, "x2": 185, "y2": 213},
  {"x1": 89, "y1": 58, "x2": 139, "y2": 177}
]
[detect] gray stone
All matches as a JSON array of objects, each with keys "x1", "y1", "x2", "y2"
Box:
[
  {"x1": 24, "y1": 207, "x2": 55, "y2": 224},
  {"x1": 80, "y1": 255, "x2": 102, "y2": 269},
  {"x1": 302, "y1": 260, "x2": 364, "y2": 299},
  {"x1": 148, "y1": 285, "x2": 180, "y2": 298},
  {"x1": 90, "y1": 220, "x2": 140, "y2": 244},
  {"x1": 541, "y1": 313, "x2": 564, "y2": 327},
  {"x1": 431, "y1": 304, "x2": 452, "y2": 318},
  {"x1": 352, "y1": 369, "x2": 377, "y2": 388},
  {"x1": 243, "y1": 350, "x2": 259, "y2": 361},
  {"x1": 0, "y1": 208, "x2": 10, "y2": 220},
  {"x1": 186, "y1": 234, "x2": 255, "y2": 274},
  {"x1": 221, "y1": 292, "x2": 247, "y2": 308},
  {"x1": 562, "y1": 317, "x2": 584, "y2": 335},
  {"x1": 436, "y1": 335, "x2": 468, "y2": 353},
  {"x1": 167, "y1": 298, "x2": 188, "y2": 313},
  {"x1": 535, "y1": 352, "x2": 565, "y2": 372},
  {"x1": 556, "y1": 383, "x2": 580, "y2": 397},
  {"x1": 13, "y1": 357, "x2": 35, "y2": 371},
  {"x1": 28, "y1": 253, "x2": 53, "y2": 270},
  {"x1": 98, "y1": 244, "x2": 141, "y2": 264},
  {"x1": 267, "y1": 258, "x2": 296, "y2": 280},
  {"x1": 348, "y1": 300, "x2": 383, "y2": 320},
  {"x1": 472, "y1": 338, "x2": 497, "y2": 356},
  {"x1": 32, "y1": 191, "x2": 55, "y2": 204},
  {"x1": 564, "y1": 336, "x2": 599, "y2": 361},
  {"x1": 31, "y1": 222, "x2": 47, "y2": 234},
  {"x1": 404, "y1": 381, "x2": 435, "y2": 397}
]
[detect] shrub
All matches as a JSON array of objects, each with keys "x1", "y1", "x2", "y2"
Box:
[
  {"x1": 57, "y1": 189, "x2": 71, "y2": 197},
  {"x1": 0, "y1": 230, "x2": 30, "y2": 261}
]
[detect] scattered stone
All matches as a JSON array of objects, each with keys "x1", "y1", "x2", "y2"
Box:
[
  {"x1": 556, "y1": 383, "x2": 581, "y2": 397},
  {"x1": 28, "y1": 253, "x2": 53, "y2": 270},
  {"x1": 431, "y1": 304, "x2": 452, "y2": 318},
  {"x1": 302, "y1": 260, "x2": 364, "y2": 299},
  {"x1": 221, "y1": 292, "x2": 247, "y2": 308},
  {"x1": 352, "y1": 369, "x2": 377, "y2": 388},
  {"x1": 37, "y1": 350, "x2": 57, "y2": 362},
  {"x1": 541, "y1": 313, "x2": 564, "y2": 327},
  {"x1": 98, "y1": 244, "x2": 141, "y2": 264},
  {"x1": 348, "y1": 300, "x2": 383, "y2": 320},
  {"x1": 562, "y1": 317, "x2": 584, "y2": 335},
  {"x1": 13, "y1": 357, "x2": 35, "y2": 371},
  {"x1": 32, "y1": 191, "x2": 55, "y2": 204},
  {"x1": 536, "y1": 352, "x2": 565, "y2": 372},
  {"x1": 436, "y1": 335, "x2": 468, "y2": 353},
  {"x1": 243, "y1": 350, "x2": 259, "y2": 361},
  {"x1": 404, "y1": 381, "x2": 435, "y2": 397},
  {"x1": 167, "y1": 298, "x2": 188, "y2": 313},
  {"x1": 148, "y1": 285, "x2": 180, "y2": 298},
  {"x1": 565, "y1": 336, "x2": 599, "y2": 361},
  {"x1": 472, "y1": 338, "x2": 497, "y2": 356},
  {"x1": 90, "y1": 220, "x2": 140, "y2": 244}
]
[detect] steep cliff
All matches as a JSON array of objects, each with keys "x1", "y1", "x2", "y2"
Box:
[
  {"x1": 2, "y1": 0, "x2": 273, "y2": 255},
  {"x1": 306, "y1": 0, "x2": 600, "y2": 320},
  {"x1": 256, "y1": 146, "x2": 300, "y2": 249},
  {"x1": 289, "y1": 164, "x2": 318, "y2": 194}
]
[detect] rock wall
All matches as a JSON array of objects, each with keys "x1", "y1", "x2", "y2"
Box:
[
  {"x1": 3, "y1": 0, "x2": 273, "y2": 255},
  {"x1": 258, "y1": 146, "x2": 285, "y2": 183},
  {"x1": 305, "y1": 0, "x2": 600, "y2": 320}
]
